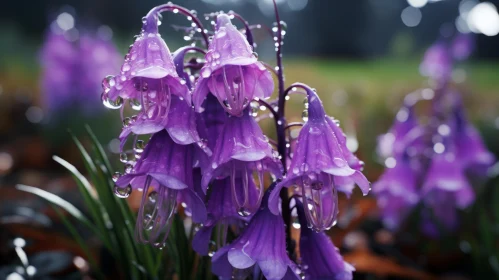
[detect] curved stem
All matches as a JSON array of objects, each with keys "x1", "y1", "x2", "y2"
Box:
[
  {"x1": 248, "y1": 24, "x2": 274, "y2": 38},
  {"x1": 145, "y1": 4, "x2": 209, "y2": 47},
  {"x1": 257, "y1": 99, "x2": 278, "y2": 119},
  {"x1": 172, "y1": 46, "x2": 206, "y2": 89},
  {"x1": 284, "y1": 122, "x2": 304, "y2": 131},
  {"x1": 228, "y1": 12, "x2": 254, "y2": 47},
  {"x1": 261, "y1": 62, "x2": 279, "y2": 77}
]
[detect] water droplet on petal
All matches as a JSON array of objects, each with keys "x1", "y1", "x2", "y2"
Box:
[
  {"x1": 120, "y1": 153, "x2": 128, "y2": 163},
  {"x1": 114, "y1": 185, "x2": 132, "y2": 198}
]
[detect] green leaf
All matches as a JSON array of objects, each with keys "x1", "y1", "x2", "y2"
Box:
[{"x1": 16, "y1": 184, "x2": 95, "y2": 231}]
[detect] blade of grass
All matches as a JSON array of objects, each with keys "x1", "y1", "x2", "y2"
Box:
[
  {"x1": 53, "y1": 155, "x2": 114, "y2": 252},
  {"x1": 16, "y1": 184, "x2": 96, "y2": 231},
  {"x1": 85, "y1": 126, "x2": 157, "y2": 274},
  {"x1": 67, "y1": 138, "x2": 140, "y2": 278}
]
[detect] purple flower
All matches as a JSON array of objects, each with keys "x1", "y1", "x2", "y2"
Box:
[
  {"x1": 103, "y1": 24, "x2": 190, "y2": 140},
  {"x1": 115, "y1": 130, "x2": 206, "y2": 246},
  {"x1": 419, "y1": 42, "x2": 453, "y2": 82},
  {"x1": 377, "y1": 105, "x2": 421, "y2": 160},
  {"x1": 201, "y1": 109, "x2": 282, "y2": 216},
  {"x1": 40, "y1": 32, "x2": 77, "y2": 112},
  {"x1": 451, "y1": 34, "x2": 474, "y2": 61},
  {"x1": 420, "y1": 152, "x2": 475, "y2": 235},
  {"x1": 453, "y1": 102, "x2": 496, "y2": 175},
  {"x1": 119, "y1": 94, "x2": 202, "y2": 149},
  {"x1": 193, "y1": 14, "x2": 274, "y2": 116},
  {"x1": 211, "y1": 191, "x2": 300, "y2": 280},
  {"x1": 269, "y1": 88, "x2": 369, "y2": 231},
  {"x1": 372, "y1": 156, "x2": 419, "y2": 230},
  {"x1": 296, "y1": 200, "x2": 355, "y2": 280},
  {"x1": 40, "y1": 29, "x2": 120, "y2": 114},
  {"x1": 192, "y1": 176, "x2": 258, "y2": 256}
]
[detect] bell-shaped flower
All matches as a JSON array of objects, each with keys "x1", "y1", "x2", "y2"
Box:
[
  {"x1": 192, "y1": 176, "x2": 258, "y2": 256},
  {"x1": 453, "y1": 102, "x2": 496, "y2": 175},
  {"x1": 201, "y1": 109, "x2": 282, "y2": 216},
  {"x1": 102, "y1": 19, "x2": 190, "y2": 140},
  {"x1": 211, "y1": 188, "x2": 300, "y2": 280},
  {"x1": 40, "y1": 28, "x2": 121, "y2": 115},
  {"x1": 269, "y1": 88, "x2": 369, "y2": 231},
  {"x1": 40, "y1": 31, "x2": 77, "y2": 113},
  {"x1": 419, "y1": 42, "x2": 452, "y2": 82},
  {"x1": 296, "y1": 200, "x2": 355, "y2": 280},
  {"x1": 115, "y1": 130, "x2": 206, "y2": 246},
  {"x1": 193, "y1": 13, "x2": 274, "y2": 116},
  {"x1": 420, "y1": 147, "x2": 475, "y2": 235},
  {"x1": 372, "y1": 155, "x2": 419, "y2": 230},
  {"x1": 451, "y1": 34, "x2": 474, "y2": 61},
  {"x1": 119, "y1": 95, "x2": 202, "y2": 150},
  {"x1": 377, "y1": 105, "x2": 421, "y2": 159},
  {"x1": 327, "y1": 117, "x2": 364, "y2": 196}
]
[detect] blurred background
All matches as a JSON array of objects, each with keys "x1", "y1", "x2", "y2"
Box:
[{"x1": 1, "y1": 0, "x2": 499, "y2": 279}]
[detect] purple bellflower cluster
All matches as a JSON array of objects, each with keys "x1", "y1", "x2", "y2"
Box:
[
  {"x1": 104, "y1": 2, "x2": 369, "y2": 279},
  {"x1": 40, "y1": 13, "x2": 121, "y2": 116},
  {"x1": 373, "y1": 34, "x2": 496, "y2": 236}
]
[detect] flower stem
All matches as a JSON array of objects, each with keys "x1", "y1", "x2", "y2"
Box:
[
  {"x1": 272, "y1": 0, "x2": 293, "y2": 257},
  {"x1": 145, "y1": 3, "x2": 209, "y2": 47}
]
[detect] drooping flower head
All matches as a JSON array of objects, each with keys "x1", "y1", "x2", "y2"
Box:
[
  {"x1": 296, "y1": 200, "x2": 355, "y2": 280},
  {"x1": 372, "y1": 155, "x2": 419, "y2": 230},
  {"x1": 452, "y1": 96, "x2": 496, "y2": 175},
  {"x1": 115, "y1": 130, "x2": 206, "y2": 246},
  {"x1": 103, "y1": 17, "x2": 190, "y2": 143},
  {"x1": 193, "y1": 13, "x2": 274, "y2": 116},
  {"x1": 419, "y1": 41, "x2": 453, "y2": 83},
  {"x1": 201, "y1": 108, "x2": 282, "y2": 216},
  {"x1": 192, "y1": 176, "x2": 258, "y2": 256},
  {"x1": 211, "y1": 187, "x2": 300, "y2": 280},
  {"x1": 377, "y1": 105, "x2": 421, "y2": 160},
  {"x1": 270, "y1": 85, "x2": 370, "y2": 231}
]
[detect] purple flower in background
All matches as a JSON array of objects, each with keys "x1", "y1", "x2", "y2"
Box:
[
  {"x1": 377, "y1": 105, "x2": 421, "y2": 160},
  {"x1": 193, "y1": 14, "x2": 274, "y2": 116},
  {"x1": 201, "y1": 109, "x2": 282, "y2": 216},
  {"x1": 451, "y1": 34, "x2": 474, "y2": 61},
  {"x1": 270, "y1": 86, "x2": 370, "y2": 231},
  {"x1": 211, "y1": 190, "x2": 300, "y2": 280},
  {"x1": 40, "y1": 24, "x2": 121, "y2": 115},
  {"x1": 78, "y1": 34, "x2": 122, "y2": 113},
  {"x1": 115, "y1": 130, "x2": 206, "y2": 246},
  {"x1": 372, "y1": 156, "x2": 419, "y2": 230},
  {"x1": 419, "y1": 42, "x2": 453, "y2": 82},
  {"x1": 453, "y1": 101, "x2": 496, "y2": 175},
  {"x1": 296, "y1": 200, "x2": 355, "y2": 280},
  {"x1": 40, "y1": 32, "x2": 77, "y2": 112}
]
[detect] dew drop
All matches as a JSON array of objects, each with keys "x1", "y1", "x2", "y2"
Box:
[
  {"x1": 201, "y1": 68, "x2": 212, "y2": 78},
  {"x1": 135, "y1": 140, "x2": 145, "y2": 153},
  {"x1": 130, "y1": 99, "x2": 142, "y2": 111},
  {"x1": 237, "y1": 207, "x2": 251, "y2": 217},
  {"x1": 302, "y1": 110, "x2": 309, "y2": 122},
  {"x1": 114, "y1": 185, "x2": 132, "y2": 198},
  {"x1": 112, "y1": 172, "x2": 121, "y2": 182},
  {"x1": 123, "y1": 117, "x2": 132, "y2": 127},
  {"x1": 119, "y1": 153, "x2": 128, "y2": 163},
  {"x1": 121, "y1": 63, "x2": 131, "y2": 72},
  {"x1": 223, "y1": 100, "x2": 232, "y2": 109}
]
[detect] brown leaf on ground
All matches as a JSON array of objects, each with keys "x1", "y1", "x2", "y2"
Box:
[{"x1": 344, "y1": 250, "x2": 437, "y2": 280}]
